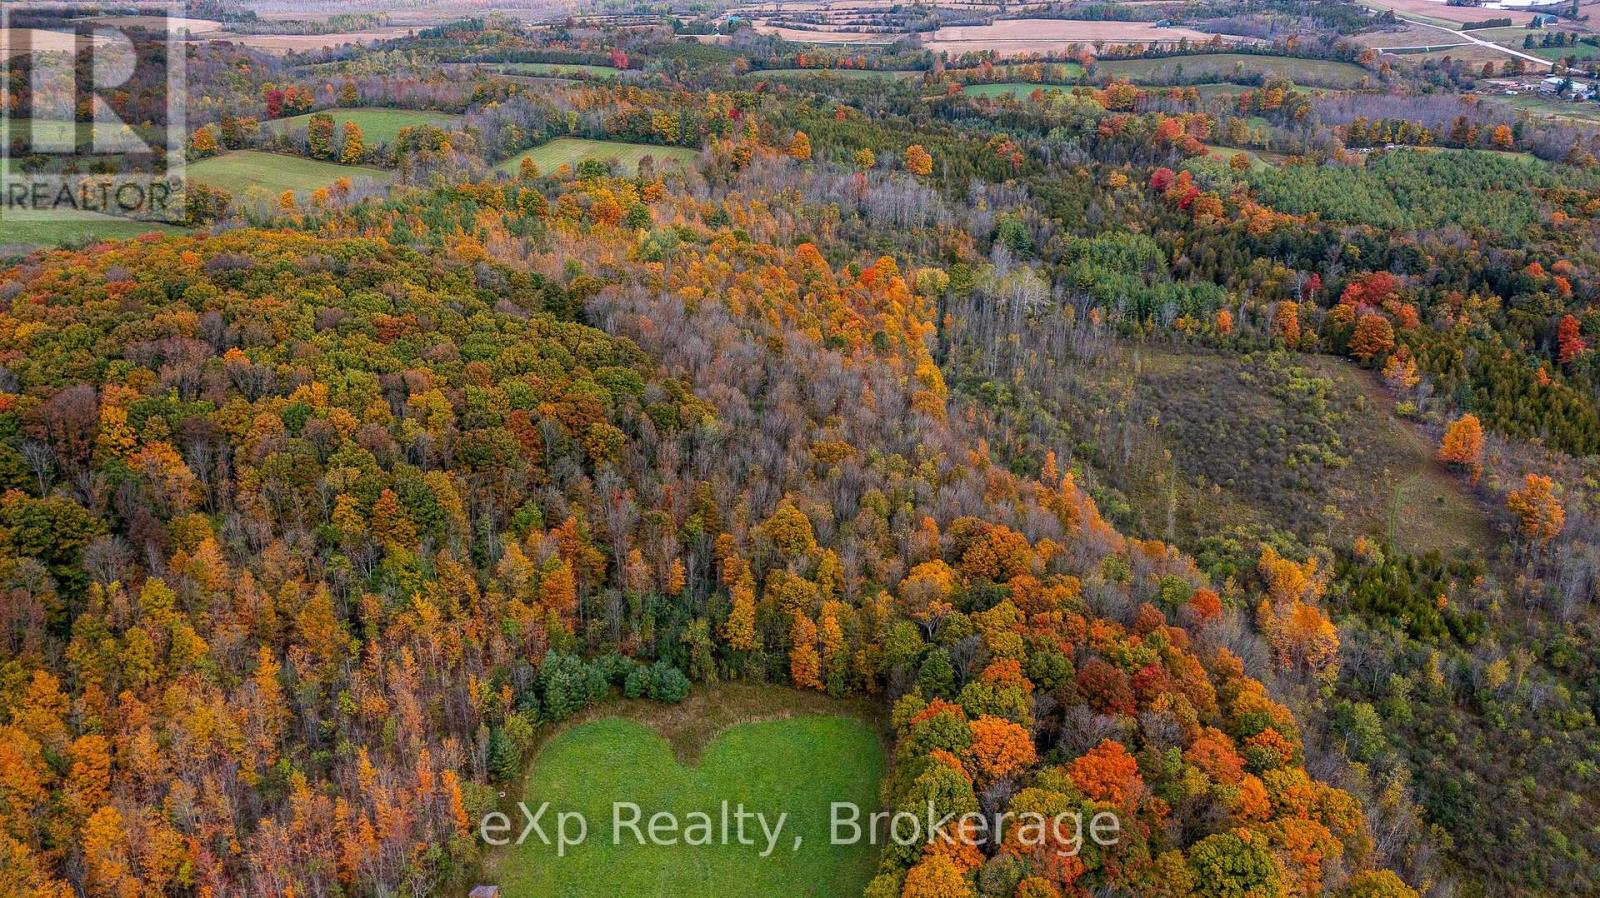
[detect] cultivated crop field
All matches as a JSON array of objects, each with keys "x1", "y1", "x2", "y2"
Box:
[
  {"x1": 924, "y1": 19, "x2": 1231, "y2": 55},
  {"x1": 266, "y1": 108, "x2": 464, "y2": 145},
  {"x1": 496, "y1": 138, "x2": 699, "y2": 175},
  {"x1": 486, "y1": 685, "x2": 885, "y2": 898},
  {"x1": 749, "y1": 23, "x2": 898, "y2": 44},
  {"x1": 201, "y1": 26, "x2": 418, "y2": 55},
  {"x1": 1356, "y1": 0, "x2": 1535, "y2": 27},
  {"x1": 188, "y1": 150, "x2": 394, "y2": 195},
  {"x1": 1096, "y1": 53, "x2": 1372, "y2": 88}
]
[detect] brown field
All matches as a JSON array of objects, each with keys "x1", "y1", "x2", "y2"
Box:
[
  {"x1": 751, "y1": 22, "x2": 899, "y2": 43},
  {"x1": 924, "y1": 19, "x2": 1241, "y2": 55},
  {"x1": 247, "y1": 1, "x2": 571, "y2": 25},
  {"x1": 87, "y1": 15, "x2": 226, "y2": 34},
  {"x1": 1360, "y1": 0, "x2": 1535, "y2": 26},
  {"x1": 0, "y1": 27, "x2": 115, "y2": 58},
  {"x1": 1354, "y1": 23, "x2": 1470, "y2": 49},
  {"x1": 1395, "y1": 44, "x2": 1516, "y2": 66},
  {"x1": 735, "y1": 0, "x2": 1011, "y2": 10},
  {"x1": 202, "y1": 26, "x2": 419, "y2": 54},
  {"x1": 1406, "y1": 44, "x2": 1517, "y2": 66}
]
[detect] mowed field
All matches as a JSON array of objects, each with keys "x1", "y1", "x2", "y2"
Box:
[
  {"x1": 1097, "y1": 53, "x2": 1373, "y2": 88},
  {"x1": 925, "y1": 19, "x2": 1236, "y2": 55},
  {"x1": 1355, "y1": 0, "x2": 1535, "y2": 26},
  {"x1": 266, "y1": 108, "x2": 464, "y2": 145},
  {"x1": 199, "y1": 26, "x2": 418, "y2": 55},
  {"x1": 749, "y1": 67, "x2": 922, "y2": 80},
  {"x1": 188, "y1": 150, "x2": 393, "y2": 195},
  {"x1": 1482, "y1": 93, "x2": 1600, "y2": 124},
  {"x1": 499, "y1": 61, "x2": 622, "y2": 77},
  {"x1": 3, "y1": 118, "x2": 158, "y2": 151},
  {"x1": 84, "y1": 15, "x2": 226, "y2": 34},
  {"x1": 1532, "y1": 43, "x2": 1600, "y2": 61},
  {"x1": 496, "y1": 138, "x2": 699, "y2": 176},
  {"x1": 750, "y1": 22, "x2": 898, "y2": 44},
  {"x1": 0, "y1": 211, "x2": 187, "y2": 249},
  {"x1": 963, "y1": 82, "x2": 1078, "y2": 98},
  {"x1": 485, "y1": 685, "x2": 885, "y2": 898}
]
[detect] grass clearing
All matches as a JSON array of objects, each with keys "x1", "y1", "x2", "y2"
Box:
[
  {"x1": 951, "y1": 61, "x2": 1086, "y2": 81},
  {"x1": 3, "y1": 118, "x2": 156, "y2": 151},
  {"x1": 1481, "y1": 93, "x2": 1600, "y2": 124},
  {"x1": 1056, "y1": 345, "x2": 1490, "y2": 557},
  {"x1": 485, "y1": 684, "x2": 885, "y2": 898},
  {"x1": 962, "y1": 82, "x2": 1078, "y2": 98},
  {"x1": 1191, "y1": 81, "x2": 1261, "y2": 98},
  {"x1": 1097, "y1": 53, "x2": 1372, "y2": 88},
  {"x1": 1198, "y1": 143, "x2": 1273, "y2": 168},
  {"x1": 496, "y1": 138, "x2": 699, "y2": 176},
  {"x1": 188, "y1": 150, "x2": 393, "y2": 196},
  {"x1": 498, "y1": 61, "x2": 620, "y2": 77},
  {"x1": 0, "y1": 212, "x2": 187, "y2": 249},
  {"x1": 750, "y1": 67, "x2": 921, "y2": 80},
  {"x1": 265, "y1": 108, "x2": 463, "y2": 145},
  {"x1": 1532, "y1": 43, "x2": 1600, "y2": 61},
  {"x1": 1389, "y1": 465, "x2": 1490, "y2": 555}
]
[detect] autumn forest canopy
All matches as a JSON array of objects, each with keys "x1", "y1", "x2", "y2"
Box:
[{"x1": 3, "y1": 3, "x2": 1600, "y2": 898}]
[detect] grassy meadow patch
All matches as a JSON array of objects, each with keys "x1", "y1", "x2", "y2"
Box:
[
  {"x1": 265, "y1": 108, "x2": 464, "y2": 145},
  {"x1": 188, "y1": 150, "x2": 394, "y2": 196},
  {"x1": 496, "y1": 138, "x2": 699, "y2": 176},
  {"x1": 484, "y1": 685, "x2": 885, "y2": 898}
]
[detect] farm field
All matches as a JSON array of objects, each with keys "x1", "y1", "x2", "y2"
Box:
[
  {"x1": 496, "y1": 138, "x2": 699, "y2": 175},
  {"x1": 924, "y1": 19, "x2": 1232, "y2": 55},
  {"x1": 1406, "y1": 45, "x2": 1516, "y2": 66},
  {"x1": 0, "y1": 211, "x2": 187, "y2": 249},
  {"x1": 1356, "y1": 0, "x2": 1535, "y2": 27},
  {"x1": 0, "y1": 27, "x2": 117, "y2": 57},
  {"x1": 1191, "y1": 81, "x2": 1260, "y2": 98},
  {"x1": 188, "y1": 150, "x2": 393, "y2": 195},
  {"x1": 950, "y1": 61, "x2": 1086, "y2": 80},
  {"x1": 84, "y1": 14, "x2": 225, "y2": 34},
  {"x1": 750, "y1": 22, "x2": 898, "y2": 44},
  {"x1": 3, "y1": 118, "x2": 156, "y2": 151},
  {"x1": 1354, "y1": 21, "x2": 1470, "y2": 49},
  {"x1": 1482, "y1": 93, "x2": 1600, "y2": 124},
  {"x1": 84, "y1": 15, "x2": 225, "y2": 34},
  {"x1": 498, "y1": 61, "x2": 622, "y2": 76},
  {"x1": 1096, "y1": 53, "x2": 1373, "y2": 88},
  {"x1": 266, "y1": 108, "x2": 464, "y2": 145},
  {"x1": 962, "y1": 82, "x2": 1076, "y2": 98},
  {"x1": 1532, "y1": 43, "x2": 1600, "y2": 61},
  {"x1": 199, "y1": 26, "x2": 418, "y2": 55},
  {"x1": 748, "y1": 67, "x2": 921, "y2": 80},
  {"x1": 485, "y1": 685, "x2": 885, "y2": 898}
]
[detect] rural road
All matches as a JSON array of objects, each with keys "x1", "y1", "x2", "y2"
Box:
[{"x1": 1385, "y1": 12, "x2": 1553, "y2": 69}]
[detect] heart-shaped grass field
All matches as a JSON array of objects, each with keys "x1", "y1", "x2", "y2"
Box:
[{"x1": 490, "y1": 714, "x2": 886, "y2": 897}]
